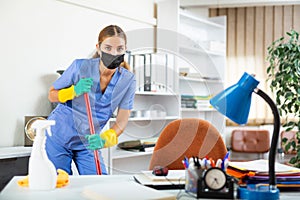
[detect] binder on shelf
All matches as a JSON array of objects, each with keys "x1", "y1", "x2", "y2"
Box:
[
  {"x1": 130, "y1": 52, "x2": 175, "y2": 93},
  {"x1": 132, "y1": 54, "x2": 145, "y2": 92},
  {"x1": 144, "y1": 54, "x2": 152, "y2": 91}
]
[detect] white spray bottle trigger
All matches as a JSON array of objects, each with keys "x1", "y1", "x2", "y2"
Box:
[
  {"x1": 47, "y1": 127, "x2": 52, "y2": 136},
  {"x1": 31, "y1": 120, "x2": 55, "y2": 137}
]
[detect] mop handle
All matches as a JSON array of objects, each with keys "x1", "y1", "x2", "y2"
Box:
[{"x1": 84, "y1": 93, "x2": 102, "y2": 175}]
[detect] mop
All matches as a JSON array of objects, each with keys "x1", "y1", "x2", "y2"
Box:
[{"x1": 84, "y1": 93, "x2": 102, "y2": 175}]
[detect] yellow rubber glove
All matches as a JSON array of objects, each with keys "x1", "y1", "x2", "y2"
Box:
[
  {"x1": 17, "y1": 169, "x2": 69, "y2": 188},
  {"x1": 57, "y1": 78, "x2": 93, "y2": 103},
  {"x1": 101, "y1": 129, "x2": 118, "y2": 148},
  {"x1": 58, "y1": 85, "x2": 76, "y2": 103}
]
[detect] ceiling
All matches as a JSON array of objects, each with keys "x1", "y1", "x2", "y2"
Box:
[{"x1": 180, "y1": 0, "x2": 300, "y2": 8}]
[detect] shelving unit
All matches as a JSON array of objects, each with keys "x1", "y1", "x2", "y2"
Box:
[
  {"x1": 157, "y1": 0, "x2": 226, "y2": 136},
  {"x1": 107, "y1": 52, "x2": 180, "y2": 174},
  {"x1": 178, "y1": 10, "x2": 226, "y2": 134}
]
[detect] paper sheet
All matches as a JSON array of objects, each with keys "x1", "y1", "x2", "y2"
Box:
[{"x1": 229, "y1": 159, "x2": 300, "y2": 173}]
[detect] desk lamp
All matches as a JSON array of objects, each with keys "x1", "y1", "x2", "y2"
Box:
[{"x1": 210, "y1": 72, "x2": 280, "y2": 199}]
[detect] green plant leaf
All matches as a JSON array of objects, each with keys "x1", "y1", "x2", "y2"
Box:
[
  {"x1": 282, "y1": 137, "x2": 288, "y2": 143},
  {"x1": 285, "y1": 143, "x2": 291, "y2": 152},
  {"x1": 291, "y1": 141, "x2": 297, "y2": 150},
  {"x1": 266, "y1": 30, "x2": 300, "y2": 155},
  {"x1": 290, "y1": 156, "x2": 297, "y2": 164}
]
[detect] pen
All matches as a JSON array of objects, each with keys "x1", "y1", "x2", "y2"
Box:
[
  {"x1": 184, "y1": 156, "x2": 189, "y2": 168},
  {"x1": 216, "y1": 158, "x2": 222, "y2": 168},
  {"x1": 223, "y1": 159, "x2": 229, "y2": 171},
  {"x1": 222, "y1": 151, "x2": 230, "y2": 170},
  {"x1": 182, "y1": 160, "x2": 187, "y2": 168},
  {"x1": 209, "y1": 158, "x2": 215, "y2": 168},
  {"x1": 201, "y1": 158, "x2": 207, "y2": 169}
]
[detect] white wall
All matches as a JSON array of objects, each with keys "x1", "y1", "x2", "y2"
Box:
[{"x1": 0, "y1": 0, "x2": 155, "y2": 147}]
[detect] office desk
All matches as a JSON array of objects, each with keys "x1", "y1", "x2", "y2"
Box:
[{"x1": 1, "y1": 175, "x2": 299, "y2": 200}]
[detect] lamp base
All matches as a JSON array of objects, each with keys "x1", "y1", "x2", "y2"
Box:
[{"x1": 237, "y1": 184, "x2": 279, "y2": 200}]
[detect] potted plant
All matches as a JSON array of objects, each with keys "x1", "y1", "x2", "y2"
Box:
[{"x1": 266, "y1": 29, "x2": 300, "y2": 167}]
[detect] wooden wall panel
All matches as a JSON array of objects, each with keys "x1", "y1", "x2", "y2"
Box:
[
  {"x1": 254, "y1": 7, "x2": 266, "y2": 122},
  {"x1": 245, "y1": 7, "x2": 255, "y2": 72},
  {"x1": 293, "y1": 5, "x2": 300, "y2": 32},
  {"x1": 263, "y1": 6, "x2": 274, "y2": 120},
  {"x1": 218, "y1": 8, "x2": 227, "y2": 16},
  {"x1": 283, "y1": 6, "x2": 293, "y2": 36},
  {"x1": 210, "y1": 8, "x2": 218, "y2": 17},
  {"x1": 210, "y1": 4, "x2": 300, "y2": 123},
  {"x1": 274, "y1": 6, "x2": 283, "y2": 40},
  {"x1": 226, "y1": 8, "x2": 237, "y2": 87},
  {"x1": 236, "y1": 8, "x2": 246, "y2": 77}
]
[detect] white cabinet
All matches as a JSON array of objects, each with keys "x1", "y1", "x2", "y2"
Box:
[{"x1": 107, "y1": 92, "x2": 180, "y2": 174}]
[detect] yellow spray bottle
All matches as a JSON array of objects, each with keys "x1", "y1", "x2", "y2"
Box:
[{"x1": 28, "y1": 120, "x2": 57, "y2": 190}]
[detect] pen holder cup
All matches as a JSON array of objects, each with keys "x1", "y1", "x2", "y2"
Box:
[{"x1": 185, "y1": 168, "x2": 203, "y2": 195}]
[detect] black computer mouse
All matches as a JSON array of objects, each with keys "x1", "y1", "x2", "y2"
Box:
[{"x1": 152, "y1": 166, "x2": 168, "y2": 176}]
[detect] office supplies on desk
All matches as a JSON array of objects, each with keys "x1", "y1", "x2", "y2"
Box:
[
  {"x1": 227, "y1": 159, "x2": 300, "y2": 189},
  {"x1": 184, "y1": 156, "x2": 235, "y2": 199}
]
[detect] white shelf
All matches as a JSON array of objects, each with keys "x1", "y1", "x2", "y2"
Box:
[
  {"x1": 112, "y1": 148, "x2": 153, "y2": 159},
  {"x1": 179, "y1": 46, "x2": 224, "y2": 56},
  {"x1": 135, "y1": 91, "x2": 178, "y2": 96},
  {"x1": 179, "y1": 10, "x2": 225, "y2": 29},
  {"x1": 181, "y1": 108, "x2": 217, "y2": 112},
  {"x1": 179, "y1": 76, "x2": 223, "y2": 83},
  {"x1": 110, "y1": 116, "x2": 179, "y2": 122}
]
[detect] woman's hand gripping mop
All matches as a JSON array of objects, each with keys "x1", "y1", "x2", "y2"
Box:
[{"x1": 84, "y1": 93, "x2": 102, "y2": 175}]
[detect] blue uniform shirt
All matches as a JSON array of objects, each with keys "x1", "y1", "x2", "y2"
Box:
[{"x1": 48, "y1": 58, "x2": 136, "y2": 150}]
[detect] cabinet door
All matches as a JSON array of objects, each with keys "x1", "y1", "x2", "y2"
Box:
[{"x1": 0, "y1": 156, "x2": 29, "y2": 191}]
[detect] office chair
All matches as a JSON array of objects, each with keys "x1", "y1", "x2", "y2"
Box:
[
  {"x1": 149, "y1": 118, "x2": 227, "y2": 170},
  {"x1": 230, "y1": 129, "x2": 270, "y2": 161}
]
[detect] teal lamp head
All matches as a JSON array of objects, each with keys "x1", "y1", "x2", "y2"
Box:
[{"x1": 210, "y1": 72, "x2": 259, "y2": 125}]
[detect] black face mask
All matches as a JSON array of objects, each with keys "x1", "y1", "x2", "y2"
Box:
[{"x1": 101, "y1": 51, "x2": 125, "y2": 69}]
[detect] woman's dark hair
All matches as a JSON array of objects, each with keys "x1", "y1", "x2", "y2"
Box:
[{"x1": 93, "y1": 25, "x2": 130, "y2": 70}]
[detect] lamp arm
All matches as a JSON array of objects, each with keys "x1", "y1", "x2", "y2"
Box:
[{"x1": 254, "y1": 88, "x2": 280, "y2": 190}]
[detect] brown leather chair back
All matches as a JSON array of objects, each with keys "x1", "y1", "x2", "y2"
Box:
[
  {"x1": 149, "y1": 118, "x2": 227, "y2": 170},
  {"x1": 231, "y1": 130, "x2": 270, "y2": 153}
]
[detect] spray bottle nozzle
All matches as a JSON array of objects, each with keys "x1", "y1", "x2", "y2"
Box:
[{"x1": 32, "y1": 120, "x2": 55, "y2": 137}]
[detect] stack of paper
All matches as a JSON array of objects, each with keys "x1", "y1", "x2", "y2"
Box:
[{"x1": 227, "y1": 159, "x2": 300, "y2": 189}]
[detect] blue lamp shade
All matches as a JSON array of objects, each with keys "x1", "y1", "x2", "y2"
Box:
[{"x1": 210, "y1": 72, "x2": 260, "y2": 125}]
